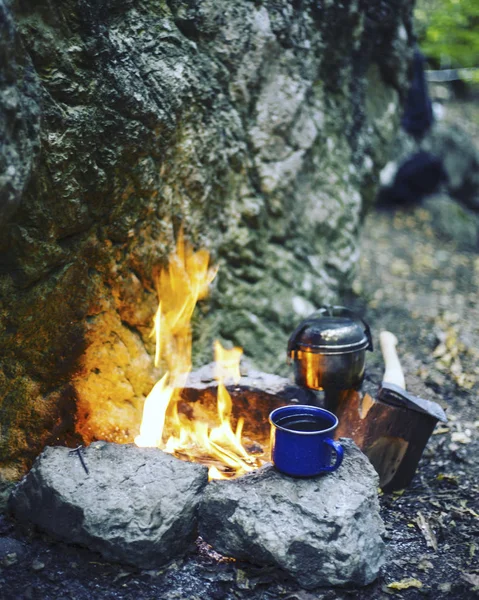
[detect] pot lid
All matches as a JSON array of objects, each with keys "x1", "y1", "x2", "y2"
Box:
[{"x1": 287, "y1": 306, "x2": 373, "y2": 355}]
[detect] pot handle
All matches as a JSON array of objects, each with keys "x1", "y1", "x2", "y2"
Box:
[
  {"x1": 320, "y1": 305, "x2": 373, "y2": 352},
  {"x1": 322, "y1": 438, "x2": 344, "y2": 472},
  {"x1": 286, "y1": 319, "x2": 309, "y2": 364}
]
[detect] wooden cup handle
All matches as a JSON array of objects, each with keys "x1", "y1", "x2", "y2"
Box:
[{"x1": 379, "y1": 331, "x2": 406, "y2": 390}]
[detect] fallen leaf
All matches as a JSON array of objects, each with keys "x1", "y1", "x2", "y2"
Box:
[
  {"x1": 387, "y1": 578, "x2": 423, "y2": 590},
  {"x1": 432, "y1": 427, "x2": 450, "y2": 435},
  {"x1": 283, "y1": 591, "x2": 323, "y2": 600},
  {"x1": 416, "y1": 512, "x2": 438, "y2": 552},
  {"x1": 113, "y1": 570, "x2": 132, "y2": 583},
  {"x1": 236, "y1": 569, "x2": 250, "y2": 590},
  {"x1": 431, "y1": 320, "x2": 476, "y2": 388},
  {"x1": 451, "y1": 432, "x2": 472, "y2": 444},
  {"x1": 390, "y1": 258, "x2": 411, "y2": 277},
  {"x1": 452, "y1": 505, "x2": 479, "y2": 519},
  {"x1": 31, "y1": 559, "x2": 45, "y2": 572},
  {"x1": 437, "y1": 473, "x2": 459, "y2": 485},
  {"x1": 2, "y1": 552, "x2": 18, "y2": 567},
  {"x1": 432, "y1": 342, "x2": 448, "y2": 359},
  {"x1": 416, "y1": 208, "x2": 432, "y2": 222},
  {"x1": 418, "y1": 558, "x2": 434, "y2": 571}
]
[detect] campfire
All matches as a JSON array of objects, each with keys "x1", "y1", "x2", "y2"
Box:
[
  {"x1": 5, "y1": 228, "x2": 447, "y2": 593},
  {"x1": 8, "y1": 232, "x2": 439, "y2": 590},
  {"x1": 134, "y1": 231, "x2": 264, "y2": 480}
]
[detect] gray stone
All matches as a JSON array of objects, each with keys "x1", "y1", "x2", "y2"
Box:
[
  {"x1": 9, "y1": 442, "x2": 208, "y2": 568},
  {"x1": 423, "y1": 194, "x2": 479, "y2": 250},
  {"x1": 199, "y1": 439, "x2": 385, "y2": 589}
]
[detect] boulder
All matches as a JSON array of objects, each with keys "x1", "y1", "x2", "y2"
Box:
[
  {"x1": 9, "y1": 442, "x2": 208, "y2": 568},
  {"x1": 199, "y1": 438, "x2": 385, "y2": 589},
  {"x1": 379, "y1": 124, "x2": 479, "y2": 209},
  {"x1": 423, "y1": 194, "x2": 479, "y2": 250},
  {"x1": 424, "y1": 125, "x2": 479, "y2": 207}
]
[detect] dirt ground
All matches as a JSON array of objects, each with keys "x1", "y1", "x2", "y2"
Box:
[{"x1": 1, "y1": 95, "x2": 478, "y2": 599}]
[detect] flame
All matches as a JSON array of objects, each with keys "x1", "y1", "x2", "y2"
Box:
[
  {"x1": 135, "y1": 231, "x2": 261, "y2": 479},
  {"x1": 134, "y1": 373, "x2": 173, "y2": 448},
  {"x1": 214, "y1": 340, "x2": 242, "y2": 384}
]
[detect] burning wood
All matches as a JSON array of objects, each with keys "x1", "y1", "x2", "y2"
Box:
[{"x1": 135, "y1": 232, "x2": 263, "y2": 479}]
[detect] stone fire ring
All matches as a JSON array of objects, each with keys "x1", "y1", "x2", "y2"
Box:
[
  {"x1": 9, "y1": 443, "x2": 209, "y2": 569},
  {"x1": 200, "y1": 438, "x2": 385, "y2": 589},
  {"x1": 9, "y1": 439, "x2": 385, "y2": 589}
]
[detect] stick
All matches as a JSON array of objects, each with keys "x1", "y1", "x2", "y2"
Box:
[{"x1": 69, "y1": 446, "x2": 89, "y2": 475}]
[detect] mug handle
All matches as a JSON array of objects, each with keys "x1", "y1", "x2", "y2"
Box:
[{"x1": 322, "y1": 439, "x2": 344, "y2": 472}]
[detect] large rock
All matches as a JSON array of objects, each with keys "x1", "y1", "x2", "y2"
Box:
[
  {"x1": 9, "y1": 442, "x2": 208, "y2": 568},
  {"x1": 379, "y1": 124, "x2": 479, "y2": 209},
  {"x1": 423, "y1": 194, "x2": 479, "y2": 250},
  {"x1": 424, "y1": 125, "x2": 479, "y2": 208},
  {"x1": 199, "y1": 438, "x2": 385, "y2": 589},
  {"x1": 0, "y1": 0, "x2": 414, "y2": 480}
]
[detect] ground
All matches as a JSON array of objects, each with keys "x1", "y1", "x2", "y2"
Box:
[{"x1": 1, "y1": 106, "x2": 478, "y2": 599}]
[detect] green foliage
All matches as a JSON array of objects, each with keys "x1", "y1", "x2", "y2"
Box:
[{"x1": 415, "y1": 0, "x2": 479, "y2": 68}]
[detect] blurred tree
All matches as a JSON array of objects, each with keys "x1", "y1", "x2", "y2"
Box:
[{"x1": 415, "y1": 0, "x2": 479, "y2": 69}]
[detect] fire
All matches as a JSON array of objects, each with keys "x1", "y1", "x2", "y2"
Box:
[{"x1": 135, "y1": 232, "x2": 262, "y2": 479}]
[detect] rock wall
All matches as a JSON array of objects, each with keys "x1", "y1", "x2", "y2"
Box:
[{"x1": 0, "y1": 0, "x2": 414, "y2": 480}]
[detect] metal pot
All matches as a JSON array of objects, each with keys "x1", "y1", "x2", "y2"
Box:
[{"x1": 287, "y1": 306, "x2": 373, "y2": 391}]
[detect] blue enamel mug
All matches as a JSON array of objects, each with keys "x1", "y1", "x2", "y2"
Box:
[{"x1": 269, "y1": 405, "x2": 344, "y2": 477}]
